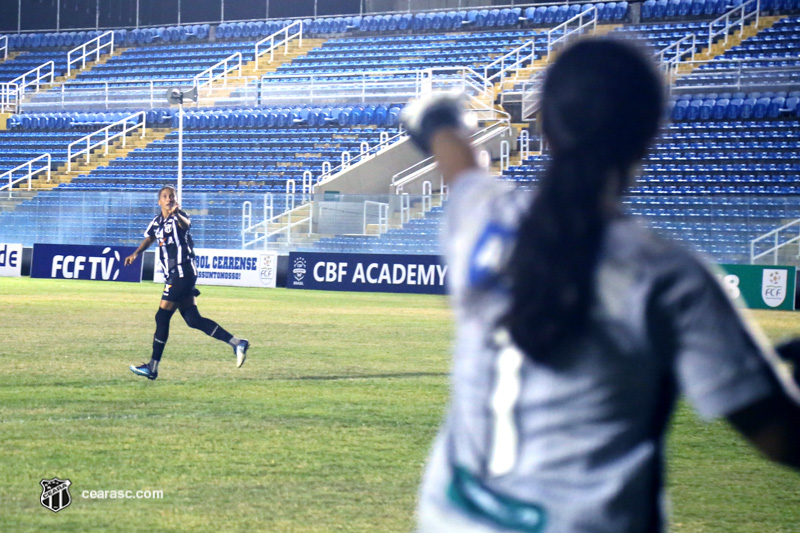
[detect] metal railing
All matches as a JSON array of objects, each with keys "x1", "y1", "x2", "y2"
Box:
[
  {"x1": 258, "y1": 65, "x2": 491, "y2": 106},
  {"x1": 519, "y1": 68, "x2": 546, "y2": 119},
  {"x1": 194, "y1": 52, "x2": 242, "y2": 95},
  {"x1": 0, "y1": 35, "x2": 7, "y2": 60},
  {"x1": 363, "y1": 201, "x2": 389, "y2": 235},
  {"x1": 483, "y1": 39, "x2": 538, "y2": 85},
  {"x1": 67, "y1": 30, "x2": 114, "y2": 76},
  {"x1": 315, "y1": 131, "x2": 406, "y2": 190},
  {"x1": 0, "y1": 82, "x2": 19, "y2": 113},
  {"x1": 254, "y1": 19, "x2": 303, "y2": 70},
  {"x1": 514, "y1": 7, "x2": 597, "y2": 117},
  {"x1": 392, "y1": 117, "x2": 512, "y2": 193},
  {"x1": 241, "y1": 194, "x2": 274, "y2": 249},
  {"x1": 0, "y1": 154, "x2": 52, "y2": 199},
  {"x1": 750, "y1": 219, "x2": 800, "y2": 265},
  {"x1": 708, "y1": 0, "x2": 759, "y2": 50},
  {"x1": 668, "y1": 58, "x2": 800, "y2": 92},
  {"x1": 67, "y1": 112, "x2": 146, "y2": 172},
  {"x1": 11, "y1": 61, "x2": 55, "y2": 96},
  {"x1": 547, "y1": 6, "x2": 597, "y2": 53},
  {"x1": 242, "y1": 181, "x2": 312, "y2": 250}
]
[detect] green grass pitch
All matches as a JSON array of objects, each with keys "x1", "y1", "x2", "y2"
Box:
[{"x1": 1, "y1": 277, "x2": 798, "y2": 532}]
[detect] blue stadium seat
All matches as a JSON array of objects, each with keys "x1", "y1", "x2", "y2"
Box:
[
  {"x1": 615, "y1": 2, "x2": 629, "y2": 20},
  {"x1": 767, "y1": 97, "x2": 784, "y2": 118},
  {"x1": 654, "y1": 0, "x2": 668, "y2": 18},
  {"x1": 740, "y1": 97, "x2": 756, "y2": 118},
  {"x1": 712, "y1": 98, "x2": 729, "y2": 119},
  {"x1": 753, "y1": 96, "x2": 770, "y2": 118},
  {"x1": 533, "y1": 6, "x2": 547, "y2": 24}
]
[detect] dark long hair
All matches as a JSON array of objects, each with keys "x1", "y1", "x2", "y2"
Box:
[{"x1": 506, "y1": 38, "x2": 664, "y2": 360}]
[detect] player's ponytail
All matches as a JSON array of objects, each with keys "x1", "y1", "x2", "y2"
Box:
[{"x1": 506, "y1": 38, "x2": 664, "y2": 361}]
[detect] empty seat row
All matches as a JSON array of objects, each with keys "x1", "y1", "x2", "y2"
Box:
[
  {"x1": 2, "y1": 24, "x2": 209, "y2": 50},
  {"x1": 8, "y1": 112, "x2": 141, "y2": 130},
  {"x1": 641, "y1": 0, "x2": 797, "y2": 20},
  {"x1": 669, "y1": 95, "x2": 800, "y2": 120},
  {"x1": 176, "y1": 105, "x2": 402, "y2": 129},
  {"x1": 216, "y1": 19, "x2": 301, "y2": 39},
  {"x1": 308, "y1": 3, "x2": 627, "y2": 36}
]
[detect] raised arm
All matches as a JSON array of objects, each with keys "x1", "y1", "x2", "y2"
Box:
[
  {"x1": 124, "y1": 235, "x2": 156, "y2": 266},
  {"x1": 727, "y1": 389, "x2": 800, "y2": 469},
  {"x1": 729, "y1": 340, "x2": 800, "y2": 469},
  {"x1": 400, "y1": 93, "x2": 478, "y2": 187},
  {"x1": 168, "y1": 204, "x2": 190, "y2": 230}
]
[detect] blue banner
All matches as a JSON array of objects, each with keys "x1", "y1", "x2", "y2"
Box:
[
  {"x1": 31, "y1": 244, "x2": 143, "y2": 282},
  {"x1": 287, "y1": 252, "x2": 447, "y2": 294}
]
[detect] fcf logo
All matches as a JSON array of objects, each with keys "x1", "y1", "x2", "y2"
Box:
[
  {"x1": 762, "y1": 269, "x2": 788, "y2": 308},
  {"x1": 40, "y1": 477, "x2": 72, "y2": 513}
]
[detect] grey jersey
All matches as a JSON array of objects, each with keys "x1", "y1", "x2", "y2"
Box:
[{"x1": 418, "y1": 170, "x2": 782, "y2": 533}]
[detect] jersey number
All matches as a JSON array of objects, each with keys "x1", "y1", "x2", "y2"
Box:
[{"x1": 488, "y1": 332, "x2": 524, "y2": 477}]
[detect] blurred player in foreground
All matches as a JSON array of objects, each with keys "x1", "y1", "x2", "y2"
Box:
[
  {"x1": 124, "y1": 185, "x2": 249, "y2": 380},
  {"x1": 402, "y1": 38, "x2": 800, "y2": 533}
]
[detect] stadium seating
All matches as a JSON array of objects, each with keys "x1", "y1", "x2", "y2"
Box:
[{"x1": 1, "y1": 2, "x2": 799, "y2": 262}]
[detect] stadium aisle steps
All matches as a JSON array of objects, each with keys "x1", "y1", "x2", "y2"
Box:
[
  {"x1": 51, "y1": 46, "x2": 130, "y2": 85},
  {"x1": 674, "y1": 15, "x2": 784, "y2": 75},
  {"x1": 202, "y1": 38, "x2": 328, "y2": 107},
  {"x1": 28, "y1": 126, "x2": 173, "y2": 192},
  {"x1": 0, "y1": 51, "x2": 22, "y2": 66}
]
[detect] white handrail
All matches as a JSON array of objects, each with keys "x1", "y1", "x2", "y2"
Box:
[
  {"x1": 392, "y1": 119, "x2": 512, "y2": 192},
  {"x1": 254, "y1": 20, "x2": 303, "y2": 71},
  {"x1": 500, "y1": 140, "x2": 510, "y2": 171},
  {"x1": 657, "y1": 33, "x2": 699, "y2": 82},
  {"x1": 0, "y1": 82, "x2": 19, "y2": 113},
  {"x1": 484, "y1": 39, "x2": 538, "y2": 84},
  {"x1": 519, "y1": 130, "x2": 530, "y2": 161},
  {"x1": 314, "y1": 131, "x2": 406, "y2": 190},
  {"x1": 241, "y1": 194, "x2": 275, "y2": 249},
  {"x1": 363, "y1": 201, "x2": 389, "y2": 235},
  {"x1": 750, "y1": 218, "x2": 800, "y2": 265},
  {"x1": 11, "y1": 61, "x2": 54, "y2": 95},
  {"x1": 0, "y1": 154, "x2": 51, "y2": 199},
  {"x1": 708, "y1": 0, "x2": 760, "y2": 50},
  {"x1": 67, "y1": 112, "x2": 146, "y2": 172},
  {"x1": 520, "y1": 68, "x2": 547, "y2": 120},
  {"x1": 193, "y1": 52, "x2": 242, "y2": 95},
  {"x1": 547, "y1": 7, "x2": 597, "y2": 54},
  {"x1": 241, "y1": 200, "x2": 252, "y2": 247},
  {"x1": 422, "y1": 180, "x2": 432, "y2": 213},
  {"x1": 0, "y1": 35, "x2": 7, "y2": 60},
  {"x1": 657, "y1": 33, "x2": 697, "y2": 65},
  {"x1": 68, "y1": 30, "x2": 114, "y2": 77},
  {"x1": 259, "y1": 65, "x2": 492, "y2": 106}
]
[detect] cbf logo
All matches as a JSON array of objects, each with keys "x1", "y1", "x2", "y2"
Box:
[
  {"x1": 293, "y1": 257, "x2": 307, "y2": 284},
  {"x1": 40, "y1": 477, "x2": 72, "y2": 513},
  {"x1": 762, "y1": 269, "x2": 788, "y2": 308}
]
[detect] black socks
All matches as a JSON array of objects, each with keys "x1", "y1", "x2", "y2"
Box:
[
  {"x1": 179, "y1": 305, "x2": 233, "y2": 344},
  {"x1": 152, "y1": 307, "x2": 176, "y2": 363}
]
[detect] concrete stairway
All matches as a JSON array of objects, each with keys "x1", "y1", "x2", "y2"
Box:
[
  {"x1": 196, "y1": 38, "x2": 327, "y2": 107},
  {"x1": 0, "y1": 126, "x2": 172, "y2": 211}
]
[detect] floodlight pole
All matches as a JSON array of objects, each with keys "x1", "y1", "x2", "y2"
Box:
[{"x1": 178, "y1": 100, "x2": 183, "y2": 206}]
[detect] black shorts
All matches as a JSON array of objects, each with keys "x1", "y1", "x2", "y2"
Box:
[{"x1": 162, "y1": 271, "x2": 201, "y2": 303}]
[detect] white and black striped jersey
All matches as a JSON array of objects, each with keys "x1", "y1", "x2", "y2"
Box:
[{"x1": 145, "y1": 210, "x2": 196, "y2": 278}]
